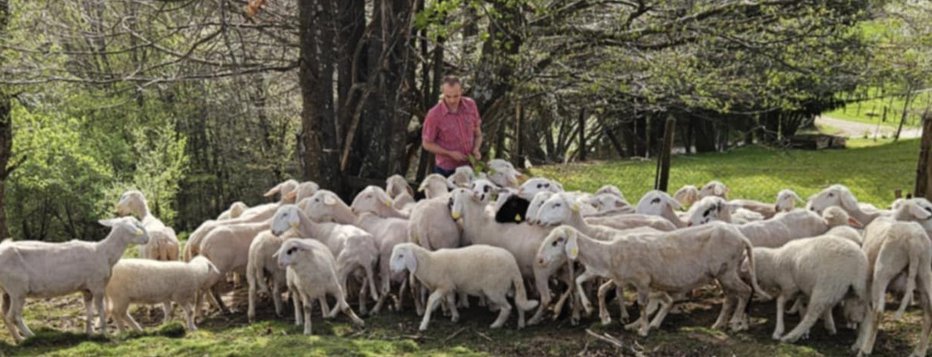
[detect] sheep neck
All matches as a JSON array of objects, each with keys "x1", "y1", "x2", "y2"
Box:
[
  {"x1": 461, "y1": 197, "x2": 493, "y2": 245},
  {"x1": 571, "y1": 231, "x2": 614, "y2": 278},
  {"x1": 95, "y1": 230, "x2": 133, "y2": 267},
  {"x1": 331, "y1": 204, "x2": 357, "y2": 225},
  {"x1": 568, "y1": 211, "x2": 603, "y2": 239},
  {"x1": 296, "y1": 210, "x2": 327, "y2": 239},
  {"x1": 410, "y1": 245, "x2": 434, "y2": 281},
  {"x1": 848, "y1": 207, "x2": 881, "y2": 226}
]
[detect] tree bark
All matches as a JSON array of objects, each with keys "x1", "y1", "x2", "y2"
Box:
[
  {"x1": 915, "y1": 113, "x2": 932, "y2": 199},
  {"x1": 578, "y1": 108, "x2": 587, "y2": 161},
  {"x1": 298, "y1": 0, "x2": 341, "y2": 190},
  {"x1": 655, "y1": 117, "x2": 675, "y2": 192},
  {"x1": 0, "y1": 0, "x2": 12, "y2": 239}
]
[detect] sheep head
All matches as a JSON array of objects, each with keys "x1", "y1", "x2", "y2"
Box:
[
  {"x1": 673, "y1": 185, "x2": 700, "y2": 208},
  {"x1": 390, "y1": 243, "x2": 418, "y2": 274},
  {"x1": 292, "y1": 181, "x2": 321, "y2": 203},
  {"x1": 590, "y1": 193, "x2": 630, "y2": 214},
  {"x1": 594, "y1": 185, "x2": 625, "y2": 200},
  {"x1": 699, "y1": 180, "x2": 729, "y2": 199},
  {"x1": 536, "y1": 193, "x2": 579, "y2": 227},
  {"x1": 774, "y1": 189, "x2": 803, "y2": 212},
  {"x1": 351, "y1": 186, "x2": 394, "y2": 215},
  {"x1": 100, "y1": 216, "x2": 149, "y2": 245},
  {"x1": 115, "y1": 190, "x2": 148, "y2": 218},
  {"x1": 686, "y1": 196, "x2": 735, "y2": 226},
  {"x1": 636, "y1": 190, "x2": 682, "y2": 223},
  {"x1": 227, "y1": 201, "x2": 248, "y2": 219},
  {"x1": 525, "y1": 191, "x2": 555, "y2": 225},
  {"x1": 469, "y1": 179, "x2": 498, "y2": 203},
  {"x1": 265, "y1": 179, "x2": 300, "y2": 203},
  {"x1": 807, "y1": 184, "x2": 859, "y2": 214},
  {"x1": 271, "y1": 204, "x2": 303, "y2": 236},
  {"x1": 537, "y1": 226, "x2": 577, "y2": 268},
  {"x1": 386, "y1": 175, "x2": 414, "y2": 199},
  {"x1": 517, "y1": 177, "x2": 562, "y2": 201},
  {"x1": 275, "y1": 239, "x2": 315, "y2": 268},
  {"x1": 449, "y1": 188, "x2": 480, "y2": 222},
  {"x1": 418, "y1": 174, "x2": 449, "y2": 199}
]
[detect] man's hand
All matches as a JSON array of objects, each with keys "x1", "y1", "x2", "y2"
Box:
[
  {"x1": 472, "y1": 148, "x2": 482, "y2": 161},
  {"x1": 448, "y1": 151, "x2": 468, "y2": 162}
]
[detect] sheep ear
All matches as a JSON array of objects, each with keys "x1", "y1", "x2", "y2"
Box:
[
  {"x1": 792, "y1": 192, "x2": 803, "y2": 203},
  {"x1": 405, "y1": 185, "x2": 414, "y2": 197},
  {"x1": 404, "y1": 252, "x2": 417, "y2": 273},
  {"x1": 564, "y1": 234, "x2": 579, "y2": 261},
  {"x1": 839, "y1": 190, "x2": 859, "y2": 211},
  {"x1": 264, "y1": 183, "x2": 284, "y2": 198},
  {"x1": 98, "y1": 218, "x2": 117, "y2": 227},
  {"x1": 284, "y1": 190, "x2": 297, "y2": 201},
  {"x1": 909, "y1": 203, "x2": 932, "y2": 220},
  {"x1": 667, "y1": 196, "x2": 683, "y2": 210},
  {"x1": 848, "y1": 217, "x2": 863, "y2": 228},
  {"x1": 324, "y1": 195, "x2": 337, "y2": 206},
  {"x1": 570, "y1": 201, "x2": 581, "y2": 212}
]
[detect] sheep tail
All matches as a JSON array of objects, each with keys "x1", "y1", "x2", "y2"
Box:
[
  {"x1": 894, "y1": 238, "x2": 922, "y2": 320},
  {"x1": 512, "y1": 272, "x2": 539, "y2": 311},
  {"x1": 743, "y1": 238, "x2": 771, "y2": 300}
]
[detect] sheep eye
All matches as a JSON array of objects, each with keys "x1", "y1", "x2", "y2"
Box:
[
  {"x1": 651, "y1": 198, "x2": 661, "y2": 204},
  {"x1": 828, "y1": 193, "x2": 834, "y2": 197},
  {"x1": 551, "y1": 240, "x2": 559, "y2": 247},
  {"x1": 925, "y1": 207, "x2": 932, "y2": 213},
  {"x1": 703, "y1": 209, "x2": 711, "y2": 217},
  {"x1": 544, "y1": 183, "x2": 550, "y2": 188},
  {"x1": 287, "y1": 248, "x2": 296, "y2": 254},
  {"x1": 554, "y1": 203, "x2": 561, "y2": 208}
]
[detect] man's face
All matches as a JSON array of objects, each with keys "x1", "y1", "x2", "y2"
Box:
[{"x1": 442, "y1": 83, "x2": 462, "y2": 108}]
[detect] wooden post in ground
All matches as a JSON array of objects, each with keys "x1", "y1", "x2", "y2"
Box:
[
  {"x1": 655, "y1": 116, "x2": 676, "y2": 192},
  {"x1": 578, "y1": 108, "x2": 587, "y2": 161},
  {"x1": 915, "y1": 113, "x2": 932, "y2": 199}
]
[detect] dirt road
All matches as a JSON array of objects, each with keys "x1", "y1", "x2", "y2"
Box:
[{"x1": 816, "y1": 115, "x2": 922, "y2": 139}]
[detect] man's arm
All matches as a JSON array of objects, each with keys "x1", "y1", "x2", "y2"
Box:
[
  {"x1": 472, "y1": 125, "x2": 483, "y2": 160},
  {"x1": 424, "y1": 141, "x2": 467, "y2": 162}
]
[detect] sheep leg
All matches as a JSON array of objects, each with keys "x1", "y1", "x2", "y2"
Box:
[
  {"x1": 488, "y1": 295, "x2": 512, "y2": 329},
  {"x1": 162, "y1": 302, "x2": 173, "y2": 324},
  {"x1": 5, "y1": 294, "x2": 27, "y2": 342},
  {"x1": 635, "y1": 286, "x2": 652, "y2": 336},
  {"x1": 772, "y1": 294, "x2": 788, "y2": 340},
  {"x1": 574, "y1": 270, "x2": 598, "y2": 315},
  {"x1": 596, "y1": 280, "x2": 613, "y2": 325},
  {"x1": 822, "y1": 307, "x2": 837, "y2": 335},
  {"x1": 182, "y1": 303, "x2": 197, "y2": 331},
  {"x1": 787, "y1": 297, "x2": 803, "y2": 315},
  {"x1": 0, "y1": 292, "x2": 17, "y2": 341},
  {"x1": 365, "y1": 265, "x2": 380, "y2": 303},
  {"x1": 302, "y1": 296, "x2": 313, "y2": 335},
  {"x1": 321, "y1": 297, "x2": 333, "y2": 318},
  {"x1": 859, "y1": 264, "x2": 902, "y2": 355},
  {"x1": 419, "y1": 291, "x2": 445, "y2": 331},
  {"x1": 395, "y1": 278, "x2": 407, "y2": 312},
  {"x1": 528, "y1": 270, "x2": 552, "y2": 325},
  {"x1": 248, "y1": 278, "x2": 258, "y2": 322},
  {"x1": 82, "y1": 291, "x2": 95, "y2": 335},
  {"x1": 293, "y1": 292, "x2": 304, "y2": 326},
  {"x1": 552, "y1": 285, "x2": 573, "y2": 320},
  {"x1": 337, "y1": 295, "x2": 365, "y2": 326},
  {"x1": 781, "y1": 300, "x2": 831, "y2": 343},
  {"x1": 272, "y1": 279, "x2": 284, "y2": 317},
  {"x1": 445, "y1": 293, "x2": 460, "y2": 323},
  {"x1": 910, "y1": 269, "x2": 932, "y2": 357},
  {"x1": 711, "y1": 295, "x2": 735, "y2": 331},
  {"x1": 209, "y1": 285, "x2": 229, "y2": 315},
  {"x1": 718, "y1": 271, "x2": 753, "y2": 331},
  {"x1": 457, "y1": 292, "x2": 470, "y2": 309},
  {"x1": 94, "y1": 293, "x2": 107, "y2": 336},
  {"x1": 358, "y1": 277, "x2": 369, "y2": 316},
  {"x1": 648, "y1": 292, "x2": 674, "y2": 329}
]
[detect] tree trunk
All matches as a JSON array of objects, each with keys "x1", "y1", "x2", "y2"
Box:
[
  {"x1": 896, "y1": 86, "x2": 916, "y2": 141},
  {"x1": 578, "y1": 108, "x2": 587, "y2": 161},
  {"x1": 0, "y1": 0, "x2": 13, "y2": 239},
  {"x1": 655, "y1": 117, "x2": 676, "y2": 192},
  {"x1": 597, "y1": 116, "x2": 626, "y2": 158},
  {"x1": 298, "y1": 0, "x2": 341, "y2": 190},
  {"x1": 915, "y1": 113, "x2": 932, "y2": 199}
]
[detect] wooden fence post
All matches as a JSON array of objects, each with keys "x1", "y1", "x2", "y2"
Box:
[{"x1": 655, "y1": 116, "x2": 676, "y2": 192}]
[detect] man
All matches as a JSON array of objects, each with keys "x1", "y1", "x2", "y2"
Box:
[{"x1": 422, "y1": 75, "x2": 483, "y2": 177}]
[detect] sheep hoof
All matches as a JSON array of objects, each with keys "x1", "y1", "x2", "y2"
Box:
[
  {"x1": 772, "y1": 333, "x2": 782, "y2": 341},
  {"x1": 600, "y1": 317, "x2": 612, "y2": 326},
  {"x1": 451, "y1": 315, "x2": 460, "y2": 323}
]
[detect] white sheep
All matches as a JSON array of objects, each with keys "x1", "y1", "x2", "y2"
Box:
[
  {"x1": 447, "y1": 166, "x2": 476, "y2": 188},
  {"x1": 699, "y1": 180, "x2": 729, "y2": 199},
  {"x1": 673, "y1": 185, "x2": 700, "y2": 208},
  {"x1": 594, "y1": 184, "x2": 625, "y2": 200},
  {"x1": 386, "y1": 174, "x2": 414, "y2": 198},
  {"x1": 275, "y1": 239, "x2": 365, "y2": 335},
  {"x1": 635, "y1": 190, "x2": 688, "y2": 228},
  {"x1": 853, "y1": 218, "x2": 932, "y2": 357},
  {"x1": 536, "y1": 224, "x2": 769, "y2": 336},
  {"x1": 486, "y1": 159, "x2": 521, "y2": 188},
  {"x1": 418, "y1": 174, "x2": 450, "y2": 199},
  {"x1": 217, "y1": 202, "x2": 249, "y2": 220},
  {"x1": 749, "y1": 235, "x2": 868, "y2": 343},
  {"x1": 0, "y1": 217, "x2": 149, "y2": 342},
  {"x1": 730, "y1": 189, "x2": 803, "y2": 220},
  {"x1": 349, "y1": 186, "x2": 408, "y2": 219},
  {"x1": 184, "y1": 179, "x2": 300, "y2": 261},
  {"x1": 807, "y1": 184, "x2": 887, "y2": 226},
  {"x1": 587, "y1": 193, "x2": 633, "y2": 215},
  {"x1": 246, "y1": 230, "x2": 288, "y2": 322},
  {"x1": 390, "y1": 243, "x2": 539, "y2": 330},
  {"x1": 197, "y1": 219, "x2": 271, "y2": 314},
  {"x1": 270, "y1": 202, "x2": 380, "y2": 313},
  {"x1": 115, "y1": 190, "x2": 180, "y2": 261},
  {"x1": 517, "y1": 177, "x2": 563, "y2": 201},
  {"x1": 106, "y1": 256, "x2": 223, "y2": 332}
]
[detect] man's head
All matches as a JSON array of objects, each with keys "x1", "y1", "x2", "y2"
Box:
[{"x1": 441, "y1": 75, "x2": 462, "y2": 108}]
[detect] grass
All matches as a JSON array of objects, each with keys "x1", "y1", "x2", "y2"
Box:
[
  {"x1": 824, "y1": 90, "x2": 930, "y2": 129},
  {"x1": 0, "y1": 138, "x2": 926, "y2": 356},
  {"x1": 532, "y1": 138, "x2": 920, "y2": 207}
]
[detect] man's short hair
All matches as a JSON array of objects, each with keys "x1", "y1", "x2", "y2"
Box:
[{"x1": 442, "y1": 75, "x2": 461, "y2": 87}]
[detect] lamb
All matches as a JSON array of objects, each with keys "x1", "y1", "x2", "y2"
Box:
[
  {"x1": 217, "y1": 202, "x2": 249, "y2": 220},
  {"x1": 275, "y1": 239, "x2": 365, "y2": 335},
  {"x1": 853, "y1": 218, "x2": 932, "y2": 357},
  {"x1": 749, "y1": 235, "x2": 868, "y2": 343},
  {"x1": 517, "y1": 177, "x2": 563, "y2": 200},
  {"x1": 699, "y1": 180, "x2": 729, "y2": 199},
  {"x1": 694, "y1": 204, "x2": 854, "y2": 248},
  {"x1": 588, "y1": 193, "x2": 633, "y2": 215},
  {"x1": 183, "y1": 179, "x2": 300, "y2": 261},
  {"x1": 407, "y1": 194, "x2": 461, "y2": 251},
  {"x1": 469, "y1": 178, "x2": 500, "y2": 204},
  {"x1": 270, "y1": 202, "x2": 380, "y2": 313},
  {"x1": 349, "y1": 186, "x2": 408, "y2": 219},
  {"x1": 807, "y1": 184, "x2": 887, "y2": 226},
  {"x1": 495, "y1": 191, "x2": 531, "y2": 224},
  {"x1": 390, "y1": 243, "x2": 539, "y2": 330},
  {"x1": 106, "y1": 256, "x2": 223, "y2": 332},
  {"x1": 536, "y1": 224, "x2": 769, "y2": 336},
  {"x1": 594, "y1": 185, "x2": 625, "y2": 200},
  {"x1": 730, "y1": 189, "x2": 803, "y2": 220},
  {"x1": 0, "y1": 217, "x2": 149, "y2": 342},
  {"x1": 115, "y1": 190, "x2": 180, "y2": 261},
  {"x1": 197, "y1": 217, "x2": 272, "y2": 314},
  {"x1": 673, "y1": 185, "x2": 700, "y2": 208},
  {"x1": 685, "y1": 196, "x2": 736, "y2": 227},
  {"x1": 385, "y1": 175, "x2": 416, "y2": 213}
]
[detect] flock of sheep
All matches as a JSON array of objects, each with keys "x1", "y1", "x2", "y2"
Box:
[{"x1": 1, "y1": 158, "x2": 931, "y2": 356}]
